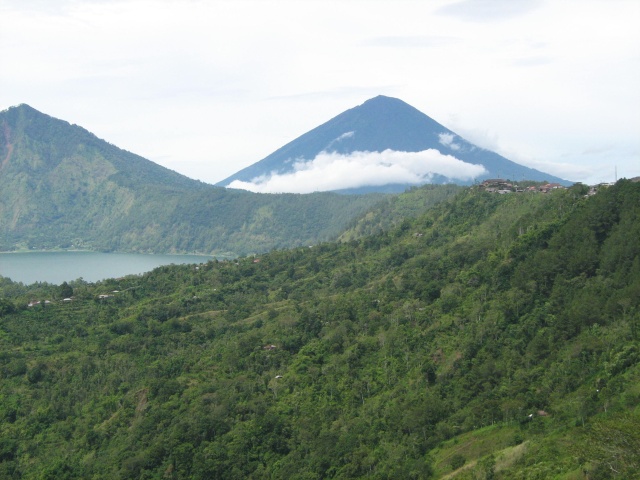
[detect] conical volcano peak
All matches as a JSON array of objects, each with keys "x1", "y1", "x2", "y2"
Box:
[
  {"x1": 217, "y1": 96, "x2": 570, "y2": 193},
  {"x1": 361, "y1": 95, "x2": 406, "y2": 106},
  {"x1": 346, "y1": 95, "x2": 430, "y2": 124},
  {"x1": 360, "y1": 95, "x2": 415, "y2": 109}
]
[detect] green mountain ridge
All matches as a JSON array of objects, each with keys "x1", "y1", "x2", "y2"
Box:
[
  {"x1": 0, "y1": 104, "x2": 386, "y2": 256},
  {"x1": 1, "y1": 180, "x2": 638, "y2": 478}
]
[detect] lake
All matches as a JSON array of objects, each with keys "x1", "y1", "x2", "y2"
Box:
[{"x1": 0, "y1": 251, "x2": 213, "y2": 285}]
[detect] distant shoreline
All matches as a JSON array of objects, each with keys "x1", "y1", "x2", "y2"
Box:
[
  {"x1": 0, "y1": 251, "x2": 216, "y2": 284},
  {"x1": 0, "y1": 249, "x2": 214, "y2": 258},
  {"x1": 0, "y1": 248, "x2": 94, "y2": 254}
]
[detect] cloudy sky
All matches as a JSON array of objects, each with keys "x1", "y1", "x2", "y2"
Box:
[{"x1": 1, "y1": 0, "x2": 638, "y2": 190}]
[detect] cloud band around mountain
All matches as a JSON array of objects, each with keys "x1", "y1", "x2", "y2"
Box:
[{"x1": 227, "y1": 149, "x2": 487, "y2": 193}]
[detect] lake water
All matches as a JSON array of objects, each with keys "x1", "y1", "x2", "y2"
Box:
[{"x1": 0, "y1": 251, "x2": 213, "y2": 285}]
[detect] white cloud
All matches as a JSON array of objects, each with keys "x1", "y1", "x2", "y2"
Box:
[
  {"x1": 0, "y1": 0, "x2": 637, "y2": 186},
  {"x1": 515, "y1": 158, "x2": 594, "y2": 182},
  {"x1": 324, "y1": 131, "x2": 355, "y2": 150},
  {"x1": 438, "y1": 132, "x2": 462, "y2": 151},
  {"x1": 365, "y1": 35, "x2": 460, "y2": 48},
  {"x1": 437, "y1": 0, "x2": 542, "y2": 22},
  {"x1": 336, "y1": 131, "x2": 354, "y2": 141},
  {"x1": 227, "y1": 149, "x2": 487, "y2": 193}
]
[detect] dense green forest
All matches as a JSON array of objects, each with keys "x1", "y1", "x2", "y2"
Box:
[
  {"x1": 0, "y1": 104, "x2": 388, "y2": 256},
  {"x1": 1, "y1": 180, "x2": 639, "y2": 479}
]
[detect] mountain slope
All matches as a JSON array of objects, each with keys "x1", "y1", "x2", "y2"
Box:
[
  {"x1": 0, "y1": 104, "x2": 200, "y2": 188},
  {"x1": 0, "y1": 104, "x2": 385, "y2": 256},
  {"x1": 1, "y1": 180, "x2": 638, "y2": 478},
  {"x1": 217, "y1": 96, "x2": 570, "y2": 192}
]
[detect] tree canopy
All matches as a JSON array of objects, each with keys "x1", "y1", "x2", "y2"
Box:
[{"x1": 1, "y1": 181, "x2": 639, "y2": 478}]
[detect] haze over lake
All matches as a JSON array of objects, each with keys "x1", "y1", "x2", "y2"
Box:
[{"x1": 0, "y1": 251, "x2": 212, "y2": 285}]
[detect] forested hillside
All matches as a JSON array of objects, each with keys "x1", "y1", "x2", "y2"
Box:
[
  {"x1": 0, "y1": 104, "x2": 387, "y2": 256},
  {"x1": 338, "y1": 183, "x2": 463, "y2": 241},
  {"x1": 1, "y1": 180, "x2": 639, "y2": 479}
]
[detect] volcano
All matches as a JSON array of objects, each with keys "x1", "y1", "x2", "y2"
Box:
[{"x1": 217, "y1": 95, "x2": 570, "y2": 193}]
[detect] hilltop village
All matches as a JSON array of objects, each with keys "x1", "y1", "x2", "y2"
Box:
[
  {"x1": 478, "y1": 178, "x2": 569, "y2": 194},
  {"x1": 477, "y1": 178, "x2": 629, "y2": 196}
]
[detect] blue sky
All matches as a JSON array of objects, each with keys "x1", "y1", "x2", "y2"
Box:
[{"x1": 1, "y1": 0, "x2": 638, "y2": 188}]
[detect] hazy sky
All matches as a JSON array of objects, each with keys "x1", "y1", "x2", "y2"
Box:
[{"x1": 1, "y1": 0, "x2": 638, "y2": 188}]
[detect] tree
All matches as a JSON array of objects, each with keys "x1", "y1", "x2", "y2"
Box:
[{"x1": 59, "y1": 281, "x2": 73, "y2": 299}]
